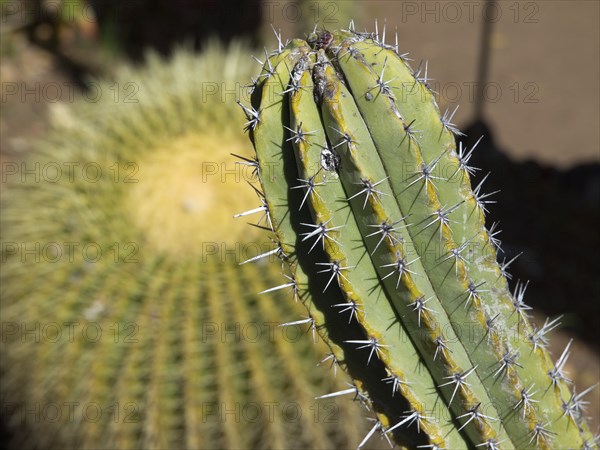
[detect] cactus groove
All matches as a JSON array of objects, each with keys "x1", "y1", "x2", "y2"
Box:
[{"x1": 238, "y1": 24, "x2": 596, "y2": 449}]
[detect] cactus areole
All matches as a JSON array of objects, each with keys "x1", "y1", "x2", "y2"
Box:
[{"x1": 237, "y1": 27, "x2": 594, "y2": 450}]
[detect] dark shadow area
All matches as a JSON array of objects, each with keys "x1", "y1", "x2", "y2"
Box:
[
  {"x1": 20, "y1": 1, "x2": 99, "y2": 89},
  {"x1": 463, "y1": 0, "x2": 599, "y2": 347},
  {"x1": 463, "y1": 119, "x2": 600, "y2": 346},
  {"x1": 90, "y1": 0, "x2": 262, "y2": 60},
  {"x1": 18, "y1": 0, "x2": 263, "y2": 90}
]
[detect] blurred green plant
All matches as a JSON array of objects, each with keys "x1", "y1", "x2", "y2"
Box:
[{"x1": 0, "y1": 42, "x2": 368, "y2": 449}]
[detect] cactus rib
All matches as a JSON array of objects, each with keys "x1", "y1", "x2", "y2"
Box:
[{"x1": 288, "y1": 57, "x2": 465, "y2": 449}]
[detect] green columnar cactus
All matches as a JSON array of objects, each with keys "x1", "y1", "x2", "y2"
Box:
[
  {"x1": 0, "y1": 43, "x2": 368, "y2": 449},
  {"x1": 238, "y1": 25, "x2": 596, "y2": 449}
]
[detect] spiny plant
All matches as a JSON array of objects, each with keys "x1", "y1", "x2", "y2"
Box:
[
  {"x1": 0, "y1": 42, "x2": 368, "y2": 449},
  {"x1": 236, "y1": 23, "x2": 597, "y2": 450}
]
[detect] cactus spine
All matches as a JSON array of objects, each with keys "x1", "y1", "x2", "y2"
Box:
[
  {"x1": 239, "y1": 25, "x2": 596, "y2": 449},
  {"x1": 0, "y1": 43, "x2": 368, "y2": 449}
]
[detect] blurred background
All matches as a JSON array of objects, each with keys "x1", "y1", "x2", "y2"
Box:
[{"x1": 1, "y1": 0, "x2": 598, "y2": 448}]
